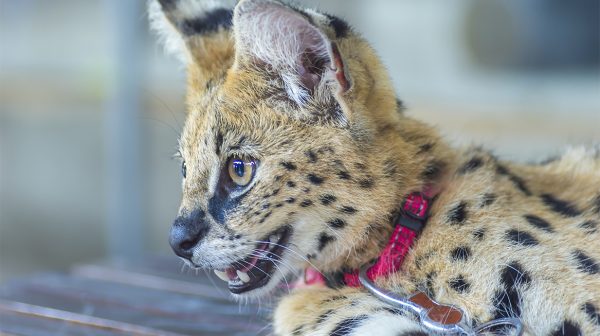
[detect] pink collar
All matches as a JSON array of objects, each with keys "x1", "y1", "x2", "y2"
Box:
[{"x1": 304, "y1": 192, "x2": 431, "y2": 287}]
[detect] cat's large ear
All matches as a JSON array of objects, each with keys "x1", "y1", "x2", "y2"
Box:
[
  {"x1": 149, "y1": 0, "x2": 235, "y2": 85},
  {"x1": 232, "y1": 0, "x2": 351, "y2": 109}
]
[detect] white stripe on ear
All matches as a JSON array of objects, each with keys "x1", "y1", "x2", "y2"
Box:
[{"x1": 233, "y1": 0, "x2": 348, "y2": 107}]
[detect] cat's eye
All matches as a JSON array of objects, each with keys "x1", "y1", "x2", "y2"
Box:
[
  {"x1": 227, "y1": 157, "x2": 257, "y2": 187},
  {"x1": 181, "y1": 161, "x2": 187, "y2": 178}
]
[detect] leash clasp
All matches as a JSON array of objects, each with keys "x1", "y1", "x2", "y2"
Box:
[{"x1": 358, "y1": 266, "x2": 523, "y2": 335}]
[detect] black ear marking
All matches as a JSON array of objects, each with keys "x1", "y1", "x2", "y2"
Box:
[
  {"x1": 180, "y1": 8, "x2": 233, "y2": 36},
  {"x1": 325, "y1": 13, "x2": 350, "y2": 38}
]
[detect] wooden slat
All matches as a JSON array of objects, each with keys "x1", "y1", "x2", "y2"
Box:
[
  {"x1": 0, "y1": 300, "x2": 183, "y2": 336},
  {"x1": 0, "y1": 256, "x2": 273, "y2": 335},
  {"x1": 0, "y1": 273, "x2": 269, "y2": 335}
]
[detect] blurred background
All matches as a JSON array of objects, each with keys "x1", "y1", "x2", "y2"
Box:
[{"x1": 1, "y1": 0, "x2": 599, "y2": 284}]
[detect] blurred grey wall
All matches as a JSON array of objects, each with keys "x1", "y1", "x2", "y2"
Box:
[{"x1": 1, "y1": 0, "x2": 598, "y2": 282}]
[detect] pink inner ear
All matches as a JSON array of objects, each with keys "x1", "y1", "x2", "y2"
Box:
[
  {"x1": 331, "y1": 43, "x2": 350, "y2": 92},
  {"x1": 298, "y1": 63, "x2": 322, "y2": 93}
]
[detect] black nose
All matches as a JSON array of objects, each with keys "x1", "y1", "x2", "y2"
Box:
[{"x1": 169, "y1": 209, "x2": 209, "y2": 259}]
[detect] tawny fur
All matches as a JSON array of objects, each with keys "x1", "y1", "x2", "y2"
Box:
[{"x1": 149, "y1": 0, "x2": 600, "y2": 334}]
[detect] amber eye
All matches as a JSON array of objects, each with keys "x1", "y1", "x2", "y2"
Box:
[{"x1": 227, "y1": 157, "x2": 256, "y2": 187}]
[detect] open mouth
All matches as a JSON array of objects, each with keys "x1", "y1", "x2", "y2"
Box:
[{"x1": 213, "y1": 226, "x2": 292, "y2": 294}]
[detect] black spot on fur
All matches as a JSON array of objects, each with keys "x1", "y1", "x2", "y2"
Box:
[
  {"x1": 573, "y1": 250, "x2": 599, "y2": 275},
  {"x1": 379, "y1": 307, "x2": 406, "y2": 316},
  {"x1": 397, "y1": 332, "x2": 428, "y2": 336},
  {"x1": 579, "y1": 220, "x2": 598, "y2": 233},
  {"x1": 300, "y1": 199, "x2": 313, "y2": 207},
  {"x1": 422, "y1": 160, "x2": 445, "y2": 181},
  {"x1": 496, "y1": 164, "x2": 532, "y2": 196},
  {"x1": 447, "y1": 202, "x2": 468, "y2": 225},
  {"x1": 305, "y1": 150, "x2": 318, "y2": 163},
  {"x1": 418, "y1": 143, "x2": 434, "y2": 154},
  {"x1": 286, "y1": 181, "x2": 296, "y2": 188},
  {"x1": 291, "y1": 325, "x2": 303, "y2": 336},
  {"x1": 337, "y1": 170, "x2": 351, "y2": 180},
  {"x1": 448, "y1": 275, "x2": 471, "y2": 293},
  {"x1": 493, "y1": 262, "x2": 531, "y2": 320},
  {"x1": 582, "y1": 302, "x2": 600, "y2": 325},
  {"x1": 473, "y1": 227, "x2": 486, "y2": 240},
  {"x1": 280, "y1": 161, "x2": 296, "y2": 170},
  {"x1": 323, "y1": 295, "x2": 346, "y2": 303},
  {"x1": 541, "y1": 194, "x2": 582, "y2": 217},
  {"x1": 505, "y1": 229, "x2": 538, "y2": 246},
  {"x1": 354, "y1": 163, "x2": 366, "y2": 171},
  {"x1": 325, "y1": 14, "x2": 350, "y2": 38},
  {"x1": 328, "y1": 218, "x2": 346, "y2": 229},
  {"x1": 451, "y1": 246, "x2": 471, "y2": 261},
  {"x1": 425, "y1": 271, "x2": 437, "y2": 298},
  {"x1": 523, "y1": 214, "x2": 554, "y2": 233},
  {"x1": 549, "y1": 321, "x2": 582, "y2": 336},
  {"x1": 285, "y1": 197, "x2": 296, "y2": 204},
  {"x1": 318, "y1": 232, "x2": 335, "y2": 251},
  {"x1": 383, "y1": 159, "x2": 397, "y2": 178},
  {"x1": 480, "y1": 193, "x2": 497, "y2": 207},
  {"x1": 180, "y1": 8, "x2": 233, "y2": 36},
  {"x1": 340, "y1": 206, "x2": 357, "y2": 214},
  {"x1": 594, "y1": 194, "x2": 600, "y2": 214},
  {"x1": 320, "y1": 194, "x2": 337, "y2": 206},
  {"x1": 274, "y1": 203, "x2": 283, "y2": 208},
  {"x1": 316, "y1": 309, "x2": 333, "y2": 325},
  {"x1": 358, "y1": 177, "x2": 374, "y2": 189},
  {"x1": 259, "y1": 211, "x2": 272, "y2": 224},
  {"x1": 262, "y1": 203, "x2": 271, "y2": 210},
  {"x1": 215, "y1": 131, "x2": 223, "y2": 155},
  {"x1": 330, "y1": 315, "x2": 369, "y2": 336},
  {"x1": 459, "y1": 157, "x2": 484, "y2": 174},
  {"x1": 307, "y1": 173, "x2": 324, "y2": 185}
]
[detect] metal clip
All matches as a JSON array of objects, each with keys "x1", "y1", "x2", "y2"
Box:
[{"x1": 358, "y1": 266, "x2": 523, "y2": 335}]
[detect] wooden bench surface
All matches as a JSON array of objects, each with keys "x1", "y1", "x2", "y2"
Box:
[{"x1": 0, "y1": 256, "x2": 271, "y2": 335}]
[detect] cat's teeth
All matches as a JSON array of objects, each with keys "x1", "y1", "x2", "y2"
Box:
[
  {"x1": 237, "y1": 270, "x2": 250, "y2": 283},
  {"x1": 214, "y1": 270, "x2": 229, "y2": 282}
]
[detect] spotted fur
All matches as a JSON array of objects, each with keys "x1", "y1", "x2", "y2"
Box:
[{"x1": 149, "y1": 0, "x2": 600, "y2": 335}]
